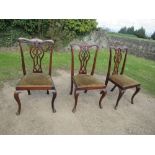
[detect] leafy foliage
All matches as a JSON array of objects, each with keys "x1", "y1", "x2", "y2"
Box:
[
  {"x1": 126, "y1": 26, "x2": 134, "y2": 35},
  {"x1": 0, "y1": 19, "x2": 97, "y2": 48},
  {"x1": 151, "y1": 31, "x2": 155, "y2": 40},
  {"x1": 118, "y1": 27, "x2": 127, "y2": 34},
  {"x1": 119, "y1": 26, "x2": 146, "y2": 39},
  {"x1": 134, "y1": 27, "x2": 146, "y2": 39},
  {"x1": 45, "y1": 19, "x2": 97, "y2": 49}
]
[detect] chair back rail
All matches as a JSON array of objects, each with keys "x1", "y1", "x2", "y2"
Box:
[
  {"x1": 18, "y1": 38, "x2": 54, "y2": 76},
  {"x1": 105, "y1": 46, "x2": 128, "y2": 85},
  {"x1": 70, "y1": 44, "x2": 99, "y2": 78}
]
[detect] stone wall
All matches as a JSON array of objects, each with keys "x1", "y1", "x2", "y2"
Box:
[
  {"x1": 66, "y1": 30, "x2": 155, "y2": 60},
  {"x1": 65, "y1": 29, "x2": 108, "y2": 50},
  {"x1": 108, "y1": 35, "x2": 155, "y2": 60}
]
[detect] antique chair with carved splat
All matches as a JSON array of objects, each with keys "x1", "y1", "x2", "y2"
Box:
[
  {"x1": 70, "y1": 44, "x2": 107, "y2": 113},
  {"x1": 14, "y1": 38, "x2": 57, "y2": 115},
  {"x1": 105, "y1": 46, "x2": 141, "y2": 110}
]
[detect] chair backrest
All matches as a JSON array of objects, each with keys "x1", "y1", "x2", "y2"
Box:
[
  {"x1": 70, "y1": 44, "x2": 99, "y2": 78},
  {"x1": 18, "y1": 38, "x2": 54, "y2": 76},
  {"x1": 105, "y1": 46, "x2": 128, "y2": 85}
]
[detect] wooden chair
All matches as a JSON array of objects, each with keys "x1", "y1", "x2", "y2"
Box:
[
  {"x1": 70, "y1": 44, "x2": 107, "y2": 113},
  {"x1": 106, "y1": 46, "x2": 141, "y2": 110},
  {"x1": 14, "y1": 38, "x2": 57, "y2": 115}
]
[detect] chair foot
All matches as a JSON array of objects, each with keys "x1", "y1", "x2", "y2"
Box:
[
  {"x1": 47, "y1": 90, "x2": 49, "y2": 95},
  {"x1": 131, "y1": 86, "x2": 141, "y2": 104},
  {"x1": 14, "y1": 91, "x2": 21, "y2": 115},
  {"x1": 111, "y1": 85, "x2": 116, "y2": 92},
  {"x1": 114, "y1": 89, "x2": 125, "y2": 110},
  {"x1": 72, "y1": 107, "x2": 76, "y2": 113},
  {"x1": 70, "y1": 91, "x2": 73, "y2": 95},
  {"x1": 51, "y1": 91, "x2": 57, "y2": 113},
  {"x1": 72, "y1": 90, "x2": 79, "y2": 113},
  {"x1": 84, "y1": 90, "x2": 87, "y2": 93},
  {"x1": 27, "y1": 90, "x2": 31, "y2": 95},
  {"x1": 99, "y1": 90, "x2": 107, "y2": 109}
]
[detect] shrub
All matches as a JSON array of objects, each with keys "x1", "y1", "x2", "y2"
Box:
[
  {"x1": 118, "y1": 27, "x2": 127, "y2": 34},
  {"x1": 134, "y1": 27, "x2": 146, "y2": 39},
  {"x1": 0, "y1": 19, "x2": 97, "y2": 48},
  {"x1": 151, "y1": 31, "x2": 155, "y2": 40},
  {"x1": 126, "y1": 26, "x2": 135, "y2": 35}
]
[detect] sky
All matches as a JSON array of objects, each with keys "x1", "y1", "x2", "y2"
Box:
[{"x1": 97, "y1": 19, "x2": 155, "y2": 36}]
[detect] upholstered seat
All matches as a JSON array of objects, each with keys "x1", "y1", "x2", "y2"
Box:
[
  {"x1": 16, "y1": 73, "x2": 54, "y2": 90},
  {"x1": 109, "y1": 74, "x2": 140, "y2": 89},
  {"x1": 73, "y1": 74, "x2": 105, "y2": 89}
]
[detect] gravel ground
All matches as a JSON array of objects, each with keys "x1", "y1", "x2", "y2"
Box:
[{"x1": 0, "y1": 70, "x2": 155, "y2": 135}]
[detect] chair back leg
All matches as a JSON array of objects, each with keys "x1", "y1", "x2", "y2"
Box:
[
  {"x1": 111, "y1": 85, "x2": 117, "y2": 92},
  {"x1": 51, "y1": 91, "x2": 57, "y2": 113}
]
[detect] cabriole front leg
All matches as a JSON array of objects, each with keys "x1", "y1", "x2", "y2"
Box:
[
  {"x1": 14, "y1": 91, "x2": 21, "y2": 115},
  {"x1": 70, "y1": 79, "x2": 73, "y2": 95},
  {"x1": 114, "y1": 89, "x2": 125, "y2": 110},
  {"x1": 72, "y1": 89, "x2": 79, "y2": 113},
  {"x1": 27, "y1": 90, "x2": 31, "y2": 95},
  {"x1": 99, "y1": 90, "x2": 107, "y2": 109},
  {"x1": 47, "y1": 90, "x2": 49, "y2": 94},
  {"x1": 51, "y1": 91, "x2": 57, "y2": 113},
  {"x1": 131, "y1": 86, "x2": 141, "y2": 104}
]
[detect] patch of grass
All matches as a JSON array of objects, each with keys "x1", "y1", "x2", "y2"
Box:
[
  {"x1": 0, "y1": 50, "x2": 155, "y2": 95},
  {"x1": 107, "y1": 32, "x2": 138, "y2": 39},
  {"x1": 107, "y1": 32, "x2": 155, "y2": 43}
]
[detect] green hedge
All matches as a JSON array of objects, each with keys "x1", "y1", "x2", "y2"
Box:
[{"x1": 0, "y1": 19, "x2": 97, "y2": 48}]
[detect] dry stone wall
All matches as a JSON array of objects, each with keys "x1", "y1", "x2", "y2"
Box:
[{"x1": 66, "y1": 30, "x2": 155, "y2": 60}]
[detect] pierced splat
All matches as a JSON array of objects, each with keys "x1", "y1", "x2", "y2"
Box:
[
  {"x1": 112, "y1": 48, "x2": 122, "y2": 75},
  {"x1": 79, "y1": 46, "x2": 90, "y2": 74},
  {"x1": 30, "y1": 46, "x2": 45, "y2": 73},
  {"x1": 18, "y1": 38, "x2": 54, "y2": 75}
]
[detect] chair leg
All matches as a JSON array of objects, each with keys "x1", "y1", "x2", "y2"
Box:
[
  {"x1": 27, "y1": 90, "x2": 31, "y2": 95},
  {"x1": 114, "y1": 89, "x2": 125, "y2": 110},
  {"x1": 72, "y1": 89, "x2": 79, "y2": 113},
  {"x1": 14, "y1": 91, "x2": 21, "y2": 115},
  {"x1": 84, "y1": 90, "x2": 87, "y2": 93},
  {"x1": 99, "y1": 90, "x2": 107, "y2": 109},
  {"x1": 47, "y1": 90, "x2": 49, "y2": 94},
  {"x1": 70, "y1": 79, "x2": 73, "y2": 95},
  {"x1": 131, "y1": 86, "x2": 141, "y2": 104},
  {"x1": 111, "y1": 85, "x2": 116, "y2": 92},
  {"x1": 51, "y1": 91, "x2": 57, "y2": 113}
]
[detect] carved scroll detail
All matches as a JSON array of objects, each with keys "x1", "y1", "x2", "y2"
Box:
[
  {"x1": 30, "y1": 47, "x2": 45, "y2": 73},
  {"x1": 112, "y1": 49, "x2": 122, "y2": 75},
  {"x1": 79, "y1": 46, "x2": 90, "y2": 74}
]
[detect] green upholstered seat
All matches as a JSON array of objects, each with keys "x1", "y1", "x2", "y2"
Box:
[
  {"x1": 109, "y1": 74, "x2": 140, "y2": 88},
  {"x1": 73, "y1": 74, "x2": 105, "y2": 89},
  {"x1": 16, "y1": 73, "x2": 53, "y2": 89}
]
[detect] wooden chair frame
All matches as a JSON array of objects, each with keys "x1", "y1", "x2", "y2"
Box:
[
  {"x1": 14, "y1": 38, "x2": 57, "y2": 115},
  {"x1": 106, "y1": 46, "x2": 141, "y2": 109},
  {"x1": 70, "y1": 44, "x2": 107, "y2": 113}
]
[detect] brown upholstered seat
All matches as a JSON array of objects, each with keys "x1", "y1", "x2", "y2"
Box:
[
  {"x1": 16, "y1": 73, "x2": 54, "y2": 90},
  {"x1": 73, "y1": 74, "x2": 105, "y2": 89},
  {"x1": 109, "y1": 74, "x2": 140, "y2": 89}
]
